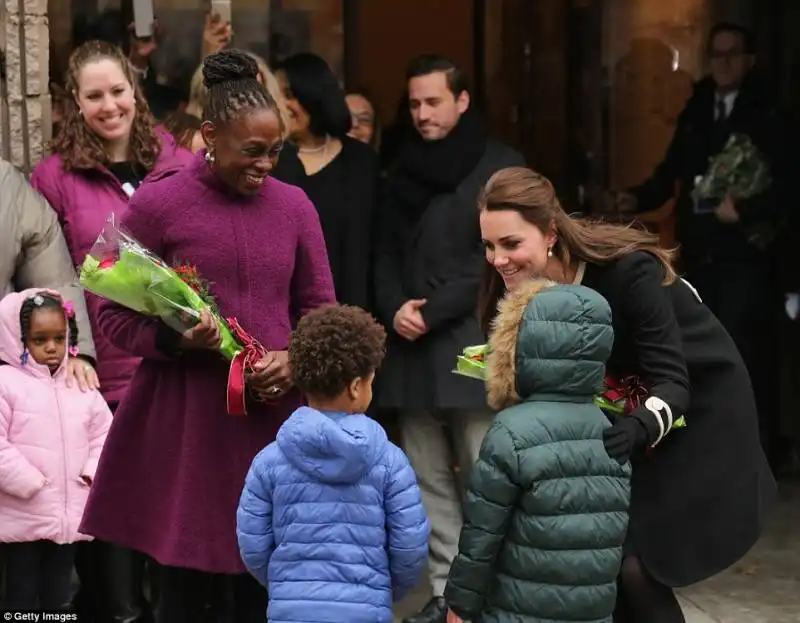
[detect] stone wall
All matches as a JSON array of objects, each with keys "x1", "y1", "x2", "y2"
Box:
[{"x1": 0, "y1": 0, "x2": 51, "y2": 172}]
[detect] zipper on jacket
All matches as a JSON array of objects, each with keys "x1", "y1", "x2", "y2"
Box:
[{"x1": 54, "y1": 381, "x2": 70, "y2": 541}]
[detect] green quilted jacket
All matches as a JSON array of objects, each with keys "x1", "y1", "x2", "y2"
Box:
[{"x1": 444, "y1": 281, "x2": 631, "y2": 623}]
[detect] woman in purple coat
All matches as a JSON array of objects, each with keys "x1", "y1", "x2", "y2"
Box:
[{"x1": 79, "y1": 50, "x2": 336, "y2": 622}]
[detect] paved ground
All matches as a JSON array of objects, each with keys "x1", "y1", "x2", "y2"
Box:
[
  {"x1": 677, "y1": 479, "x2": 800, "y2": 622},
  {"x1": 395, "y1": 480, "x2": 800, "y2": 623}
]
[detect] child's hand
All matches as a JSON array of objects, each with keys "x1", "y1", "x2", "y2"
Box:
[{"x1": 446, "y1": 609, "x2": 464, "y2": 623}]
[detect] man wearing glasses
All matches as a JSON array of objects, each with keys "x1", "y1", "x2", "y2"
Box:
[{"x1": 610, "y1": 22, "x2": 790, "y2": 469}]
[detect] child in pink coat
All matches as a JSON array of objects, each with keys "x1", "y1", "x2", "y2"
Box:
[{"x1": 0, "y1": 289, "x2": 112, "y2": 611}]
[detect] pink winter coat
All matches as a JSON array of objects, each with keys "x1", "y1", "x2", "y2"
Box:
[{"x1": 0, "y1": 289, "x2": 112, "y2": 544}]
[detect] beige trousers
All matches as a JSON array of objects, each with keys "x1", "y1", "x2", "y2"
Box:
[{"x1": 399, "y1": 409, "x2": 495, "y2": 596}]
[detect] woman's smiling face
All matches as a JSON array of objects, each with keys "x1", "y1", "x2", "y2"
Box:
[
  {"x1": 75, "y1": 58, "x2": 136, "y2": 145},
  {"x1": 203, "y1": 108, "x2": 284, "y2": 196},
  {"x1": 480, "y1": 209, "x2": 555, "y2": 290}
]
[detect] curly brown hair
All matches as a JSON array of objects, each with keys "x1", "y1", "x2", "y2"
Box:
[
  {"x1": 52, "y1": 40, "x2": 161, "y2": 171},
  {"x1": 289, "y1": 305, "x2": 386, "y2": 399}
]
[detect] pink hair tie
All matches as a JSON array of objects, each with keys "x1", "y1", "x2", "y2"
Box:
[
  {"x1": 69, "y1": 345, "x2": 80, "y2": 357},
  {"x1": 64, "y1": 301, "x2": 75, "y2": 318}
]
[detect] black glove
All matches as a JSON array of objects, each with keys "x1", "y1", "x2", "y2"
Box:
[{"x1": 603, "y1": 416, "x2": 649, "y2": 464}]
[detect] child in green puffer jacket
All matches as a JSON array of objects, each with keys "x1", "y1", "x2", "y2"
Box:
[{"x1": 445, "y1": 280, "x2": 631, "y2": 623}]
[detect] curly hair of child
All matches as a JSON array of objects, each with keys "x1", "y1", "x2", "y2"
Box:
[{"x1": 289, "y1": 304, "x2": 386, "y2": 399}]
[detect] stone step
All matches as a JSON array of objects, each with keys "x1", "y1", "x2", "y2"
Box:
[{"x1": 679, "y1": 596, "x2": 721, "y2": 623}]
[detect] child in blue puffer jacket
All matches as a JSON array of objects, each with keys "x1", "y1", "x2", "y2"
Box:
[{"x1": 237, "y1": 304, "x2": 430, "y2": 623}]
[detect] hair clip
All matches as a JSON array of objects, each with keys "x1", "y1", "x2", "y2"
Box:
[
  {"x1": 32, "y1": 295, "x2": 44, "y2": 306},
  {"x1": 19, "y1": 349, "x2": 29, "y2": 366},
  {"x1": 68, "y1": 345, "x2": 80, "y2": 357},
  {"x1": 64, "y1": 301, "x2": 76, "y2": 319}
]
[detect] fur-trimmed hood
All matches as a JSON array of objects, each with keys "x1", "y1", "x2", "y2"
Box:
[{"x1": 486, "y1": 280, "x2": 614, "y2": 410}]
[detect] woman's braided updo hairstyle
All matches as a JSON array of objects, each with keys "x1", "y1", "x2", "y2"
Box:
[
  {"x1": 53, "y1": 40, "x2": 160, "y2": 171},
  {"x1": 19, "y1": 293, "x2": 79, "y2": 364},
  {"x1": 202, "y1": 49, "x2": 281, "y2": 127}
]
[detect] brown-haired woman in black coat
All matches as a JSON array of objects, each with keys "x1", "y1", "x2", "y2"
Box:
[{"x1": 477, "y1": 167, "x2": 776, "y2": 623}]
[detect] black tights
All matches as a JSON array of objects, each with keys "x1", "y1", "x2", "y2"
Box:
[
  {"x1": 155, "y1": 564, "x2": 266, "y2": 623},
  {"x1": 613, "y1": 557, "x2": 686, "y2": 623}
]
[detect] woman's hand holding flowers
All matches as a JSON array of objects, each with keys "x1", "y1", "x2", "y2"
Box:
[
  {"x1": 248, "y1": 351, "x2": 292, "y2": 400},
  {"x1": 180, "y1": 308, "x2": 222, "y2": 351}
]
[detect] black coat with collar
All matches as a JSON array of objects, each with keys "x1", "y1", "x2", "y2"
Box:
[
  {"x1": 373, "y1": 140, "x2": 524, "y2": 410},
  {"x1": 581, "y1": 251, "x2": 776, "y2": 587},
  {"x1": 272, "y1": 138, "x2": 380, "y2": 310},
  {"x1": 631, "y1": 73, "x2": 789, "y2": 266}
]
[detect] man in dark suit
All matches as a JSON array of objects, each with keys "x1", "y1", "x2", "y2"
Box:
[
  {"x1": 373, "y1": 55, "x2": 524, "y2": 623},
  {"x1": 612, "y1": 22, "x2": 790, "y2": 465}
]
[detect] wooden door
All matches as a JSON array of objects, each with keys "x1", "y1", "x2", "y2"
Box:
[{"x1": 347, "y1": 0, "x2": 474, "y2": 128}]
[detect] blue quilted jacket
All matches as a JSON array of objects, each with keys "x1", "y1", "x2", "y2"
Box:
[{"x1": 236, "y1": 406, "x2": 430, "y2": 623}]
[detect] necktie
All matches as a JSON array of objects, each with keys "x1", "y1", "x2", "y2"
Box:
[
  {"x1": 716, "y1": 99, "x2": 728, "y2": 123},
  {"x1": 713, "y1": 98, "x2": 729, "y2": 144}
]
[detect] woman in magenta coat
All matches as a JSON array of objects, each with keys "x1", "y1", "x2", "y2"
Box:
[
  {"x1": 79, "y1": 50, "x2": 336, "y2": 622},
  {"x1": 32, "y1": 41, "x2": 192, "y2": 409},
  {"x1": 31, "y1": 40, "x2": 193, "y2": 622}
]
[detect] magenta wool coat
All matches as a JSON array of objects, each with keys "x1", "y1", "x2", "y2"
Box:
[
  {"x1": 31, "y1": 132, "x2": 194, "y2": 404},
  {"x1": 79, "y1": 153, "x2": 336, "y2": 573}
]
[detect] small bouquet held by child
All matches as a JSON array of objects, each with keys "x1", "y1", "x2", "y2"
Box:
[
  {"x1": 453, "y1": 346, "x2": 687, "y2": 429},
  {"x1": 79, "y1": 218, "x2": 266, "y2": 415}
]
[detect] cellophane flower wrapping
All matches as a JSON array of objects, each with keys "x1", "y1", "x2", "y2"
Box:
[
  {"x1": 79, "y1": 220, "x2": 242, "y2": 361},
  {"x1": 693, "y1": 132, "x2": 772, "y2": 201},
  {"x1": 453, "y1": 344, "x2": 488, "y2": 380}
]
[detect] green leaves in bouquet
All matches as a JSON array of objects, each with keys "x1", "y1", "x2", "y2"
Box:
[{"x1": 453, "y1": 344, "x2": 488, "y2": 381}]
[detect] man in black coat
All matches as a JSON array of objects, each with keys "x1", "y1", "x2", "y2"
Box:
[
  {"x1": 613, "y1": 22, "x2": 790, "y2": 466},
  {"x1": 373, "y1": 55, "x2": 523, "y2": 623}
]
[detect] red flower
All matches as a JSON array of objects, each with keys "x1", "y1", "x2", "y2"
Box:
[
  {"x1": 171, "y1": 260, "x2": 216, "y2": 306},
  {"x1": 603, "y1": 374, "x2": 648, "y2": 414},
  {"x1": 174, "y1": 264, "x2": 200, "y2": 280},
  {"x1": 98, "y1": 258, "x2": 117, "y2": 269}
]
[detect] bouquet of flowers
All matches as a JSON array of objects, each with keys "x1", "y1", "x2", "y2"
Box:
[
  {"x1": 453, "y1": 344, "x2": 488, "y2": 380},
  {"x1": 693, "y1": 132, "x2": 772, "y2": 203},
  {"x1": 595, "y1": 374, "x2": 686, "y2": 429},
  {"x1": 452, "y1": 348, "x2": 687, "y2": 431},
  {"x1": 79, "y1": 218, "x2": 266, "y2": 416}
]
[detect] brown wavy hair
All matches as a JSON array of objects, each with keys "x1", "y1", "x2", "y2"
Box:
[
  {"x1": 478, "y1": 167, "x2": 677, "y2": 334},
  {"x1": 52, "y1": 40, "x2": 161, "y2": 171}
]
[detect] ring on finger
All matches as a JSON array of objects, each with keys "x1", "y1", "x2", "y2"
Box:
[{"x1": 268, "y1": 385, "x2": 282, "y2": 395}]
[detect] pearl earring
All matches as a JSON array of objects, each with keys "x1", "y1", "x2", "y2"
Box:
[
  {"x1": 547, "y1": 248, "x2": 553, "y2": 258},
  {"x1": 205, "y1": 150, "x2": 215, "y2": 165}
]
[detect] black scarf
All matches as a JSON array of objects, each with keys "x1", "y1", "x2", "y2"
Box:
[{"x1": 389, "y1": 108, "x2": 487, "y2": 222}]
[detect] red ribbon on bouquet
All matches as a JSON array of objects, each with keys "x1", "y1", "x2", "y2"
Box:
[
  {"x1": 226, "y1": 317, "x2": 267, "y2": 416},
  {"x1": 602, "y1": 374, "x2": 648, "y2": 415}
]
